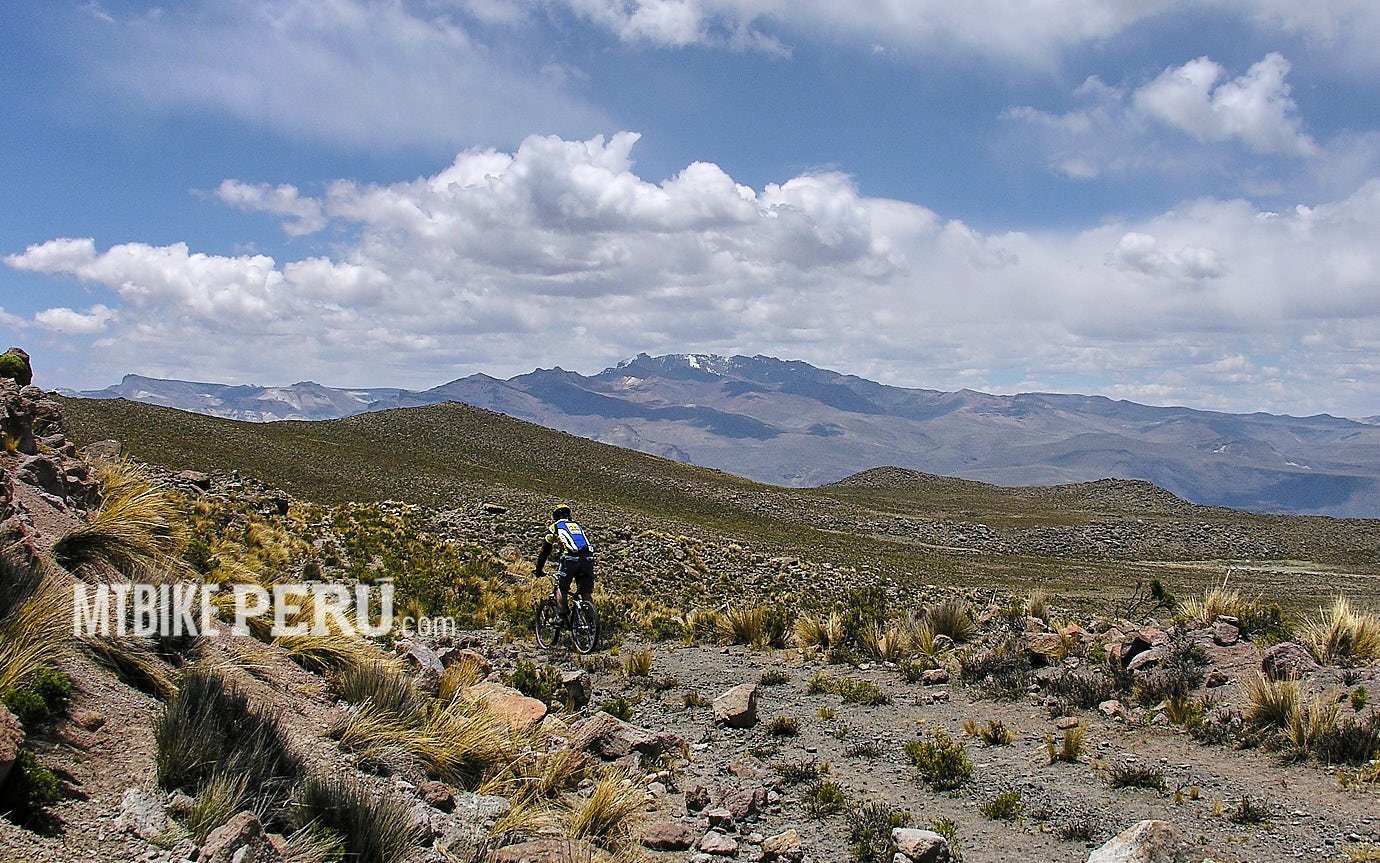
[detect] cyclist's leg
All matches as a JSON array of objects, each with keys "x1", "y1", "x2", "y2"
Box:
[
  {"x1": 556, "y1": 560, "x2": 574, "y2": 616},
  {"x1": 575, "y1": 557, "x2": 595, "y2": 606}
]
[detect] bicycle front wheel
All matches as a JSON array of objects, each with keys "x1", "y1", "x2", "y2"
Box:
[
  {"x1": 534, "y1": 599, "x2": 562, "y2": 650},
  {"x1": 570, "y1": 601, "x2": 600, "y2": 654}
]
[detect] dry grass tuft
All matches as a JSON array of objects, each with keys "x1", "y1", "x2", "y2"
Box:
[
  {"x1": 1301, "y1": 597, "x2": 1380, "y2": 667},
  {"x1": 0, "y1": 556, "x2": 69, "y2": 694},
  {"x1": 1244, "y1": 673, "x2": 1299, "y2": 730},
  {"x1": 567, "y1": 765, "x2": 645, "y2": 850},
  {"x1": 52, "y1": 461, "x2": 187, "y2": 577}
]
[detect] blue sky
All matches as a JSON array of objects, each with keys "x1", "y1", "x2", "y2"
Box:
[{"x1": 2, "y1": 1, "x2": 1379, "y2": 418}]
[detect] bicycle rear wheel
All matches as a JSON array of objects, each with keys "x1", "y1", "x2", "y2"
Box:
[
  {"x1": 569, "y1": 600, "x2": 600, "y2": 654},
  {"x1": 534, "y1": 598, "x2": 562, "y2": 649}
]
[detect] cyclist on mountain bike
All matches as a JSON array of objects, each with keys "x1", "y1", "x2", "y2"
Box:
[{"x1": 533, "y1": 504, "x2": 595, "y2": 618}]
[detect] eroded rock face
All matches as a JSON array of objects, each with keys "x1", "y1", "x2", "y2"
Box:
[{"x1": 1085, "y1": 819, "x2": 1192, "y2": 863}]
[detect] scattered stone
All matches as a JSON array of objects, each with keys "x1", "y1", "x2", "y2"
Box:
[
  {"x1": 76, "y1": 438, "x2": 121, "y2": 464},
  {"x1": 718, "y1": 781, "x2": 768, "y2": 821},
  {"x1": 481, "y1": 502, "x2": 508, "y2": 514},
  {"x1": 1025, "y1": 632, "x2": 1065, "y2": 665},
  {"x1": 446, "y1": 648, "x2": 493, "y2": 675},
  {"x1": 1262, "y1": 642, "x2": 1321, "y2": 680},
  {"x1": 166, "y1": 790, "x2": 195, "y2": 817},
  {"x1": 699, "y1": 831, "x2": 740, "y2": 856},
  {"x1": 921, "y1": 669, "x2": 949, "y2": 685},
  {"x1": 685, "y1": 783, "x2": 711, "y2": 813},
  {"x1": 569, "y1": 711, "x2": 683, "y2": 761},
  {"x1": 1213, "y1": 620, "x2": 1240, "y2": 647},
  {"x1": 420, "y1": 780, "x2": 455, "y2": 812},
  {"x1": 762, "y1": 828, "x2": 803, "y2": 862},
  {"x1": 199, "y1": 811, "x2": 283, "y2": 863},
  {"x1": 892, "y1": 827, "x2": 954, "y2": 863},
  {"x1": 176, "y1": 470, "x2": 211, "y2": 490},
  {"x1": 72, "y1": 709, "x2": 106, "y2": 731},
  {"x1": 117, "y1": 788, "x2": 169, "y2": 840},
  {"x1": 1205, "y1": 670, "x2": 1229, "y2": 688},
  {"x1": 1126, "y1": 646, "x2": 1163, "y2": 672},
  {"x1": 642, "y1": 821, "x2": 695, "y2": 851},
  {"x1": 704, "y1": 807, "x2": 737, "y2": 832},
  {"x1": 561, "y1": 669, "x2": 592, "y2": 708},
  {"x1": 1099, "y1": 700, "x2": 1124, "y2": 718},
  {"x1": 713, "y1": 682, "x2": 758, "y2": 728},
  {"x1": 1056, "y1": 716, "x2": 1082, "y2": 730},
  {"x1": 1085, "y1": 819, "x2": 1193, "y2": 863}
]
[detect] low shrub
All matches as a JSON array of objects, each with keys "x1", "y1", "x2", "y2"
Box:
[
  {"x1": 958, "y1": 636, "x2": 1030, "y2": 700},
  {"x1": 1044, "y1": 667, "x2": 1115, "y2": 710},
  {"x1": 505, "y1": 660, "x2": 564, "y2": 704},
  {"x1": 767, "y1": 716, "x2": 800, "y2": 737},
  {"x1": 962, "y1": 717, "x2": 1015, "y2": 746},
  {"x1": 773, "y1": 759, "x2": 823, "y2": 784},
  {"x1": 2, "y1": 666, "x2": 73, "y2": 727},
  {"x1": 1105, "y1": 762, "x2": 1166, "y2": 791},
  {"x1": 979, "y1": 789, "x2": 1023, "y2": 821},
  {"x1": 844, "y1": 741, "x2": 884, "y2": 758},
  {"x1": 598, "y1": 695, "x2": 639, "y2": 721},
  {"x1": 803, "y1": 780, "x2": 850, "y2": 818},
  {"x1": 621, "y1": 647, "x2": 654, "y2": 678},
  {"x1": 1045, "y1": 725, "x2": 1085, "y2": 764},
  {"x1": 1227, "y1": 795, "x2": 1272, "y2": 825},
  {"x1": 0, "y1": 751, "x2": 60, "y2": 820},
  {"x1": 904, "y1": 730, "x2": 972, "y2": 790},
  {"x1": 847, "y1": 801, "x2": 911, "y2": 863},
  {"x1": 759, "y1": 669, "x2": 791, "y2": 686}
]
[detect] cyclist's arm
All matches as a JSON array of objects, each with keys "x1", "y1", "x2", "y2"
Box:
[{"x1": 534, "y1": 539, "x2": 554, "y2": 574}]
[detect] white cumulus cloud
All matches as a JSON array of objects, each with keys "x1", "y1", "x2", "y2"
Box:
[
  {"x1": 8, "y1": 134, "x2": 1380, "y2": 416},
  {"x1": 1134, "y1": 53, "x2": 1316, "y2": 156},
  {"x1": 34, "y1": 305, "x2": 117, "y2": 334}
]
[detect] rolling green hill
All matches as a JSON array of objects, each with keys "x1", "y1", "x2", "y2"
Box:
[{"x1": 57, "y1": 396, "x2": 1380, "y2": 611}]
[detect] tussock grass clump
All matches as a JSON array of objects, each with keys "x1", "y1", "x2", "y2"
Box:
[
  {"x1": 861, "y1": 622, "x2": 913, "y2": 662},
  {"x1": 0, "y1": 557, "x2": 69, "y2": 695},
  {"x1": 567, "y1": 766, "x2": 645, "y2": 849},
  {"x1": 1105, "y1": 762, "x2": 1166, "y2": 791},
  {"x1": 767, "y1": 715, "x2": 800, "y2": 737},
  {"x1": 274, "y1": 628, "x2": 384, "y2": 675},
  {"x1": 338, "y1": 661, "x2": 424, "y2": 721},
  {"x1": 774, "y1": 759, "x2": 823, "y2": 783},
  {"x1": 1227, "y1": 795, "x2": 1272, "y2": 825},
  {"x1": 803, "y1": 780, "x2": 849, "y2": 818},
  {"x1": 86, "y1": 636, "x2": 180, "y2": 699},
  {"x1": 1301, "y1": 597, "x2": 1380, "y2": 667},
  {"x1": 622, "y1": 647, "x2": 654, "y2": 678},
  {"x1": 926, "y1": 600, "x2": 976, "y2": 643},
  {"x1": 847, "y1": 801, "x2": 911, "y2": 863},
  {"x1": 808, "y1": 674, "x2": 890, "y2": 705},
  {"x1": 1027, "y1": 588, "x2": 1049, "y2": 622},
  {"x1": 1245, "y1": 673, "x2": 1299, "y2": 730},
  {"x1": 1176, "y1": 583, "x2": 1242, "y2": 625},
  {"x1": 793, "y1": 611, "x2": 844, "y2": 656},
  {"x1": 438, "y1": 658, "x2": 484, "y2": 703},
  {"x1": 296, "y1": 774, "x2": 421, "y2": 863},
  {"x1": 186, "y1": 770, "x2": 259, "y2": 843},
  {"x1": 334, "y1": 697, "x2": 513, "y2": 787},
  {"x1": 962, "y1": 717, "x2": 1015, "y2": 746},
  {"x1": 718, "y1": 604, "x2": 794, "y2": 649},
  {"x1": 52, "y1": 461, "x2": 187, "y2": 576},
  {"x1": 904, "y1": 730, "x2": 972, "y2": 790},
  {"x1": 1045, "y1": 725, "x2": 1085, "y2": 764},
  {"x1": 155, "y1": 670, "x2": 301, "y2": 796},
  {"x1": 979, "y1": 789, "x2": 1023, "y2": 821}
]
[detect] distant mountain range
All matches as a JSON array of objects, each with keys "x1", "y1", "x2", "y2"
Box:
[{"x1": 64, "y1": 354, "x2": 1380, "y2": 517}]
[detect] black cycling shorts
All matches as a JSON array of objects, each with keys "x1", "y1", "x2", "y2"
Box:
[{"x1": 558, "y1": 554, "x2": 595, "y2": 598}]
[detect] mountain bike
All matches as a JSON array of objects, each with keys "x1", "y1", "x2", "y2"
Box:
[{"x1": 534, "y1": 571, "x2": 600, "y2": 653}]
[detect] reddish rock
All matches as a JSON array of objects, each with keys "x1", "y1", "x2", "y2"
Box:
[
  {"x1": 921, "y1": 669, "x2": 950, "y2": 685},
  {"x1": 641, "y1": 821, "x2": 694, "y2": 851},
  {"x1": 569, "y1": 711, "x2": 682, "y2": 760},
  {"x1": 713, "y1": 682, "x2": 759, "y2": 728},
  {"x1": 460, "y1": 682, "x2": 547, "y2": 728},
  {"x1": 1213, "y1": 620, "x2": 1241, "y2": 647},
  {"x1": 0, "y1": 704, "x2": 22, "y2": 788},
  {"x1": 1262, "y1": 641, "x2": 1321, "y2": 680},
  {"x1": 419, "y1": 780, "x2": 455, "y2": 812},
  {"x1": 718, "y1": 781, "x2": 768, "y2": 820},
  {"x1": 200, "y1": 811, "x2": 283, "y2": 863},
  {"x1": 685, "y1": 783, "x2": 711, "y2": 813},
  {"x1": 700, "y1": 831, "x2": 740, "y2": 855}
]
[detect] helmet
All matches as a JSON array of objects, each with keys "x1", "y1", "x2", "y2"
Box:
[{"x1": 552, "y1": 504, "x2": 572, "y2": 521}]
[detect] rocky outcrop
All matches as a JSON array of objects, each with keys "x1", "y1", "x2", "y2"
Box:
[{"x1": 0, "y1": 348, "x2": 33, "y2": 387}]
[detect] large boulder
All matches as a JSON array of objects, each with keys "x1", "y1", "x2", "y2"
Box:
[
  {"x1": 1261, "y1": 642, "x2": 1321, "y2": 679},
  {"x1": 713, "y1": 683, "x2": 758, "y2": 728},
  {"x1": 1086, "y1": 819, "x2": 1192, "y2": 863},
  {"x1": 641, "y1": 821, "x2": 695, "y2": 851},
  {"x1": 892, "y1": 827, "x2": 954, "y2": 863},
  {"x1": 199, "y1": 811, "x2": 283, "y2": 863},
  {"x1": 0, "y1": 704, "x2": 23, "y2": 788},
  {"x1": 459, "y1": 682, "x2": 547, "y2": 728}
]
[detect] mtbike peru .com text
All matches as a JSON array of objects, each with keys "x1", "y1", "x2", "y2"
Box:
[{"x1": 72, "y1": 581, "x2": 455, "y2": 639}]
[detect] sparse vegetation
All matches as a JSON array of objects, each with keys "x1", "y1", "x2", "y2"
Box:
[
  {"x1": 568, "y1": 766, "x2": 646, "y2": 851},
  {"x1": 767, "y1": 715, "x2": 800, "y2": 737},
  {"x1": 847, "y1": 801, "x2": 911, "y2": 863},
  {"x1": 1105, "y1": 762, "x2": 1167, "y2": 791},
  {"x1": 962, "y1": 717, "x2": 1015, "y2": 746},
  {"x1": 904, "y1": 729, "x2": 973, "y2": 790},
  {"x1": 621, "y1": 646, "x2": 654, "y2": 677},
  {"x1": 803, "y1": 779, "x2": 850, "y2": 818},
  {"x1": 1301, "y1": 597, "x2": 1380, "y2": 667},
  {"x1": 1046, "y1": 725, "x2": 1085, "y2": 764},
  {"x1": 295, "y1": 773, "x2": 421, "y2": 863},
  {"x1": 980, "y1": 789, "x2": 1023, "y2": 821},
  {"x1": 52, "y1": 461, "x2": 187, "y2": 576}
]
